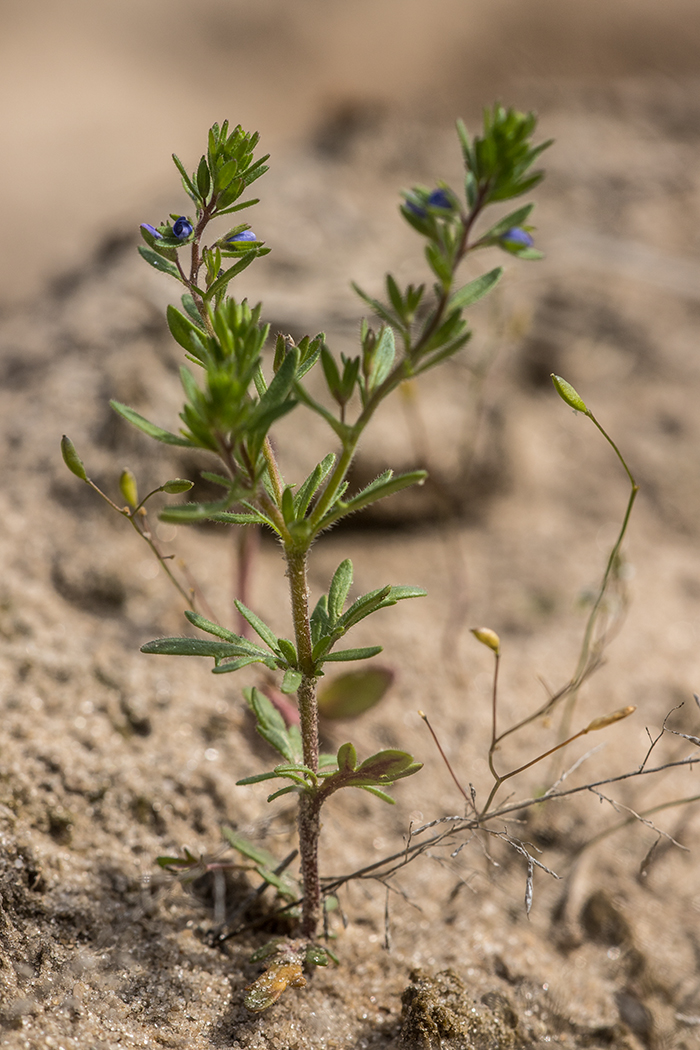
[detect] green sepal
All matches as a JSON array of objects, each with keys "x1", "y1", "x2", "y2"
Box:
[
  {"x1": 110, "y1": 400, "x2": 194, "y2": 447},
  {"x1": 60, "y1": 435, "x2": 87, "y2": 481},
  {"x1": 448, "y1": 267, "x2": 502, "y2": 311}
]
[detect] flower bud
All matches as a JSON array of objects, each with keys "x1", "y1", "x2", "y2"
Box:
[
  {"x1": 551, "y1": 374, "x2": 588, "y2": 414},
  {"x1": 172, "y1": 216, "x2": 193, "y2": 240},
  {"x1": 161, "y1": 478, "x2": 194, "y2": 494},
  {"x1": 470, "y1": 627, "x2": 501, "y2": 655},
  {"x1": 499, "y1": 227, "x2": 534, "y2": 249},
  {"x1": 140, "y1": 223, "x2": 162, "y2": 240},
  {"x1": 227, "y1": 229, "x2": 257, "y2": 243},
  {"x1": 585, "y1": 705, "x2": 636, "y2": 733},
  {"x1": 119, "y1": 468, "x2": 139, "y2": 508},
  {"x1": 427, "y1": 188, "x2": 454, "y2": 210},
  {"x1": 61, "y1": 435, "x2": 87, "y2": 481}
]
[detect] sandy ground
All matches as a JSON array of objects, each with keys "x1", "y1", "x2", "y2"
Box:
[{"x1": 3, "y1": 3, "x2": 700, "y2": 1049}]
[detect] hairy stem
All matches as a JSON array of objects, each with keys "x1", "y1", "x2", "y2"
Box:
[{"x1": 285, "y1": 543, "x2": 321, "y2": 938}]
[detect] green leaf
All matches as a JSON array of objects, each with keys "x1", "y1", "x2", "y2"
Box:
[
  {"x1": 367, "y1": 326, "x2": 396, "y2": 392},
  {"x1": 167, "y1": 305, "x2": 208, "y2": 359},
  {"x1": 321, "y1": 646, "x2": 383, "y2": 663},
  {"x1": 138, "y1": 245, "x2": 180, "y2": 279},
  {"x1": 267, "y1": 785, "x2": 301, "y2": 802},
  {"x1": 172, "y1": 152, "x2": 198, "y2": 200},
  {"x1": 356, "y1": 749, "x2": 415, "y2": 778},
  {"x1": 141, "y1": 636, "x2": 264, "y2": 659},
  {"x1": 212, "y1": 655, "x2": 272, "y2": 674},
  {"x1": 204, "y1": 252, "x2": 257, "y2": 300},
  {"x1": 317, "y1": 667, "x2": 394, "y2": 719},
  {"x1": 244, "y1": 686, "x2": 298, "y2": 762},
  {"x1": 448, "y1": 267, "x2": 503, "y2": 311},
  {"x1": 277, "y1": 638, "x2": 298, "y2": 666},
  {"x1": 184, "y1": 609, "x2": 239, "y2": 643},
  {"x1": 280, "y1": 669, "x2": 302, "y2": 694},
  {"x1": 337, "y1": 742, "x2": 357, "y2": 772},
  {"x1": 60, "y1": 435, "x2": 87, "y2": 481},
  {"x1": 328, "y1": 559, "x2": 353, "y2": 624},
  {"x1": 110, "y1": 401, "x2": 194, "y2": 447},
  {"x1": 359, "y1": 785, "x2": 396, "y2": 804},
  {"x1": 293, "y1": 453, "x2": 336, "y2": 518},
  {"x1": 480, "y1": 203, "x2": 534, "y2": 241},
  {"x1": 234, "y1": 601, "x2": 280, "y2": 653},
  {"x1": 320, "y1": 470, "x2": 427, "y2": 528}
]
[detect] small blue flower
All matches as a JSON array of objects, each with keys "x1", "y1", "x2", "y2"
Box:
[
  {"x1": 227, "y1": 229, "x2": 257, "y2": 243},
  {"x1": 500, "y1": 227, "x2": 534, "y2": 248},
  {"x1": 427, "y1": 189, "x2": 453, "y2": 210},
  {"x1": 141, "y1": 223, "x2": 162, "y2": 239},
  {"x1": 172, "y1": 216, "x2": 193, "y2": 240}
]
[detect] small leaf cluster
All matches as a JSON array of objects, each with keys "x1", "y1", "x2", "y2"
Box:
[
  {"x1": 142, "y1": 558, "x2": 425, "y2": 690},
  {"x1": 139, "y1": 120, "x2": 270, "y2": 305},
  {"x1": 237, "y1": 687, "x2": 422, "y2": 806}
]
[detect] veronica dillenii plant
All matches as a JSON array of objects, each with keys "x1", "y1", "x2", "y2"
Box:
[{"x1": 62, "y1": 108, "x2": 550, "y2": 1007}]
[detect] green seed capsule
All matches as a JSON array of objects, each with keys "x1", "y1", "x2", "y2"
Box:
[
  {"x1": 551, "y1": 374, "x2": 588, "y2": 413},
  {"x1": 119, "y1": 468, "x2": 139, "y2": 508},
  {"x1": 61, "y1": 435, "x2": 87, "y2": 481},
  {"x1": 161, "y1": 478, "x2": 194, "y2": 494}
]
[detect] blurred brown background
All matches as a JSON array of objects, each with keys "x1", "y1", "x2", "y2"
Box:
[{"x1": 2, "y1": 0, "x2": 699, "y2": 304}]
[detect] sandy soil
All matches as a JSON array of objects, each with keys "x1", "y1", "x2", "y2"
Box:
[{"x1": 3, "y1": 4, "x2": 700, "y2": 1049}]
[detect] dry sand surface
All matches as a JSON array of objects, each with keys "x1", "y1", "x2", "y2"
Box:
[{"x1": 2, "y1": 2, "x2": 700, "y2": 1048}]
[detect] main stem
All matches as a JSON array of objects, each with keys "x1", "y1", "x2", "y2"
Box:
[{"x1": 285, "y1": 543, "x2": 321, "y2": 939}]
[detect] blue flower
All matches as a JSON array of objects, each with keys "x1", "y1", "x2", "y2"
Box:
[
  {"x1": 227, "y1": 229, "x2": 257, "y2": 243},
  {"x1": 427, "y1": 189, "x2": 453, "y2": 210},
  {"x1": 172, "y1": 217, "x2": 193, "y2": 240},
  {"x1": 500, "y1": 227, "x2": 534, "y2": 249},
  {"x1": 141, "y1": 223, "x2": 162, "y2": 239}
]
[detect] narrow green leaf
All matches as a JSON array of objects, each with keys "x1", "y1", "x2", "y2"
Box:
[
  {"x1": 480, "y1": 204, "x2": 534, "y2": 241},
  {"x1": 205, "y1": 252, "x2": 257, "y2": 299},
  {"x1": 184, "y1": 609, "x2": 239, "y2": 643},
  {"x1": 138, "y1": 245, "x2": 180, "y2": 279},
  {"x1": 321, "y1": 646, "x2": 383, "y2": 663},
  {"x1": 212, "y1": 655, "x2": 273, "y2": 673},
  {"x1": 294, "y1": 453, "x2": 336, "y2": 518},
  {"x1": 110, "y1": 401, "x2": 193, "y2": 447},
  {"x1": 277, "y1": 638, "x2": 298, "y2": 666},
  {"x1": 167, "y1": 305, "x2": 208, "y2": 358},
  {"x1": 234, "y1": 601, "x2": 280, "y2": 653},
  {"x1": 140, "y1": 637, "x2": 259, "y2": 659},
  {"x1": 328, "y1": 559, "x2": 353, "y2": 624},
  {"x1": 359, "y1": 785, "x2": 396, "y2": 804},
  {"x1": 267, "y1": 785, "x2": 301, "y2": 802},
  {"x1": 321, "y1": 470, "x2": 427, "y2": 528},
  {"x1": 448, "y1": 267, "x2": 503, "y2": 312}
]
